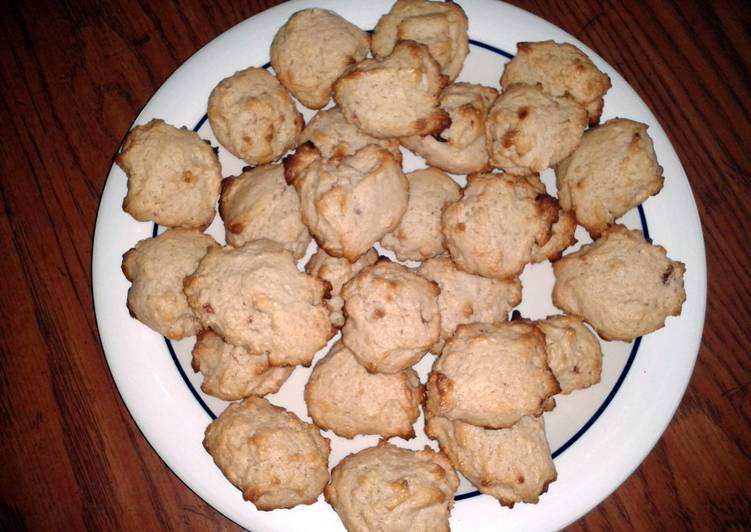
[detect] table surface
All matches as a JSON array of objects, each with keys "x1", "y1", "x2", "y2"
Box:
[{"x1": 1, "y1": 0, "x2": 749, "y2": 530}]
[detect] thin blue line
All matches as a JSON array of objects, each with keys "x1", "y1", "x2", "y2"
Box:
[
  {"x1": 468, "y1": 38, "x2": 514, "y2": 59},
  {"x1": 164, "y1": 337, "x2": 217, "y2": 420}
]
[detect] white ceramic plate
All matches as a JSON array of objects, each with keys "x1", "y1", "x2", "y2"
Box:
[{"x1": 92, "y1": 1, "x2": 707, "y2": 530}]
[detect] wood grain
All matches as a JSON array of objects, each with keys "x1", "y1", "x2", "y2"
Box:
[{"x1": 0, "y1": 0, "x2": 749, "y2": 530}]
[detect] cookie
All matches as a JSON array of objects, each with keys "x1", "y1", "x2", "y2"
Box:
[
  {"x1": 204, "y1": 396, "x2": 330, "y2": 510},
  {"x1": 191, "y1": 330, "x2": 295, "y2": 400},
  {"x1": 286, "y1": 143, "x2": 408, "y2": 262},
  {"x1": 425, "y1": 321, "x2": 560, "y2": 428},
  {"x1": 530, "y1": 209, "x2": 577, "y2": 263},
  {"x1": 117, "y1": 119, "x2": 221, "y2": 229},
  {"x1": 556, "y1": 118, "x2": 664, "y2": 238},
  {"x1": 305, "y1": 341, "x2": 424, "y2": 439},
  {"x1": 372, "y1": 0, "x2": 469, "y2": 82},
  {"x1": 537, "y1": 315, "x2": 601, "y2": 394},
  {"x1": 501, "y1": 40, "x2": 611, "y2": 125},
  {"x1": 208, "y1": 67, "x2": 303, "y2": 165},
  {"x1": 486, "y1": 83, "x2": 588, "y2": 174},
  {"x1": 425, "y1": 415, "x2": 556, "y2": 507},
  {"x1": 441, "y1": 172, "x2": 559, "y2": 279},
  {"x1": 333, "y1": 40, "x2": 450, "y2": 139},
  {"x1": 270, "y1": 8, "x2": 370, "y2": 109},
  {"x1": 305, "y1": 247, "x2": 379, "y2": 328},
  {"x1": 418, "y1": 255, "x2": 522, "y2": 354},
  {"x1": 325, "y1": 441, "x2": 459, "y2": 532},
  {"x1": 122, "y1": 228, "x2": 216, "y2": 340},
  {"x1": 341, "y1": 260, "x2": 441, "y2": 374},
  {"x1": 299, "y1": 106, "x2": 402, "y2": 163},
  {"x1": 219, "y1": 163, "x2": 310, "y2": 259},
  {"x1": 552, "y1": 224, "x2": 686, "y2": 341},
  {"x1": 381, "y1": 168, "x2": 461, "y2": 261},
  {"x1": 183, "y1": 239, "x2": 334, "y2": 366},
  {"x1": 401, "y1": 82, "x2": 498, "y2": 174}
]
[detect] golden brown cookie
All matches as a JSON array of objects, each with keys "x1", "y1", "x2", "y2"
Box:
[
  {"x1": 372, "y1": 0, "x2": 469, "y2": 82},
  {"x1": 333, "y1": 40, "x2": 450, "y2": 139},
  {"x1": 191, "y1": 330, "x2": 295, "y2": 400},
  {"x1": 556, "y1": 118, "x2": 664, "y2": 238},
  {"x1": 425, "y1": 414, "x2": 556, "y2": 507},
  {"x1": 286, "y1": 143, "x2": 408, "y2": 262},
  {"x1": 501, "y1": 40, "x2": 611, "y2": 125},
  {"x1": 486, "y1": 83, "x2": 587, "y2": 174},
  {"x1": 183, "y1": 240, "x2": 334, "y2": 366},
  {"x1": 208, "y1": 67, "x2": 303, "y2": 165},
  {"x1": 341, "y1": 260, "x2": 441, "y2": 374},
  {"x1": 441, "y1": 172, "x2": 559, "y2": 279},
  {"x1": 418, "y1": 254, "x2": 522, "y2": 354},
  {"x1": 425, "y1": 321, "x2": 560, "y2": 428},
  {"x1": 401, "y1": 82, "x2": 498, "y2": 174},
  {"x1": 122, "y1": 228, "x2": 216, "y2": 340},
  {"x1": 530, "y1": 209, "x2": 577, "y2": 263},
  {"x1": 204, "y1": 396, "x2": 330, "y2": 510},
  {"x1": 117, "y1": 119, "x2": 221, "y2": 229},
  {"x1": 305, "y1": 341, "x2": 424, "y2": 439},
  {"x1": 325, "y1": 441, "x2": 459, "y2": 532},
  {"x1": 537, "y1": 315, "x2": 602, "y2": 394},
  {"x1": 381, "y1": 168, "x2": 461, "y2": 261},
  {"x1": 552, "y1": 224, "x2": 686, "y2": 341}
]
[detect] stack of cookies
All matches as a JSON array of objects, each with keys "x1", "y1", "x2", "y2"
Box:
[{"x1": 117, "y1": 0, "x2": 686, "y2": 529}]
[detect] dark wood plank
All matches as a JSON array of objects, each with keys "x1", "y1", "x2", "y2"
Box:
[{"x1": 0, "y1": 0, "x2": 748, "y2": 530}]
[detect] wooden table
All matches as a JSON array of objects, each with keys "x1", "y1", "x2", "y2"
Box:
[{"x1": 1, "y1": 0, "x2": 748, "y2": 529}]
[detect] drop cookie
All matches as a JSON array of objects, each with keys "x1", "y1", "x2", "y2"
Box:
[
  {"x1": 381, "y1": 168, "x2": 461, "y2": 262},
  {"x1": 530, "y1": 209, "x2": 577, "y2": 263},
  {"x1": 117, "y1": 119, "x2": 221, "y2": 229},
  {"x1": 425, "y1": 321, "x2": 560, "y2": 429},
  {"x1": 270, "y1": 8, "x2": 370, "y2": 109},
  {"x1": 122, "y1": 228, "x2": 216, "y2": 340},
  {"x1": 219, "y1": 163, "x2": 310, "y2": 259},
  {"x1": 333, "y1": 40, "x2": 450, "y2": 139},
  {"x1": 204, "y1": 396, "x2": 330, "y2": 510},
  {"x1": 556, "y1": 118, "x2": 664, "y2": 238},
  {"x1": 501, "y1": 40, "x2": 611, "y2": 125},
  {"x1": 305, "y1": 341, "x2": 424, "y2": 439},
  {"x1": 486, "y1": 83, "x2": 587, "y2": 174},
  {"x1": 183, "y1": 239, "x2": 334, "y2": 366},
  {"x1": 341, "y1": 260, "x2": 441, "y2": 374},
  {"x1": 537, "y1": 314, "x2": 601, "y2": 394},
  {"x1": 552, "y1": 224, "x2": 686, "y2": 341},
  {"x1": 325, "y1": 441, "x2": 459, "y2": 532},
  {"x1": 208, "y1": 67, "x2": 303, "y2": 165},
  {"x1": 401, "y1": 82, "x2": 498, "y2": 175}
]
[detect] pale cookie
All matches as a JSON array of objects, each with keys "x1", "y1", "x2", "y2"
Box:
[
  {"x1": 537, "y1": 314, "x2": 602, "y2": 394},
  {"x1": 333, "y1": 40, "x2": 450, "y2": 139},
  {"x1": 325, "y1": 441, "x2": 459, "y2": 532},
  {"x1": 552, "y1": 224, "x2": 686, "y2": 341},
  {"x1": 219, "y1": 164, "x2": 310, "y2": 259},
  {"x1": 425, "y1": 414, "x2": 556, "y2": 507},
  {"x1": 305, "y1": 247, "x2": 379, "y2": 328},
  {"x1": 556, "y1": 118, "x2": 664, "y2": 238},
  {"x1": 204, "y1": 396, "x2": 330, "y2": 510},
  {"x1": 501, "y1": 40, "x2": 611, "y2": 125},
  {"x1": 305, "y1": 341, "x2": 424, "y2": 439},
  {"x1": 300, "y1": 106, "x2": 402, "y2": 162},
  {"x1": 418, "y1": 255, "x2": 522, "y2": 354},
  {"x1": 401, "y1": 82, "x2": 498, "y2": 174},
  {"x1": 183, "y1": 240, "x2": 334, "y2": 366},
  {"x1": 191, "y1": 330, "x2": 294, "y2": 400},
  {"x1": 270, "y1": 8, "x2": 370, "y2": 109},
  {"x1": 486, "y1": 83, "x2": 588, "y2": 174},
  {"x1": 372, "y1": 0, "x2": 469, "y2": 82},
  {"x1": 117, "y1": 119, "x2": 221, "y2": 229},
  {"x1": 442, "y1": 172, "x2": 559, "y2": 279},
  {"x1": 208, "y1": 67, "x2": 303, "y2": 165},
  {"x1": 285, "y1": 143, "x2": 408, "y2": 262},
  {"x1": 381, "y1": 168, "x2": 461, "y2": 261},
  {"x1": 122, "y1": 228, "x2": 216, "y2": 340},
  {"x1": 425, "y1": 321, "x2": 560, "y2": 429},
  {"x1": 341, "y1": 260, "x2": 441, "y2": 374},
  {"x1": 530, "y1": 209, "x2": 577, "y2": 263}
]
